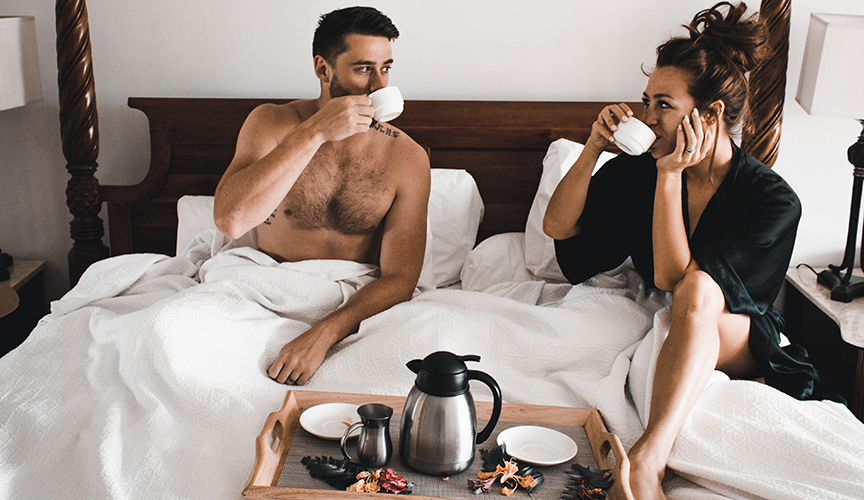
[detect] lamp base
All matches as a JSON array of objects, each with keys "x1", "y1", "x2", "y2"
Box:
[
  {"x1": 0, "y1": 251, "x2": 11, "y2": 269},
  {"x1": 0, "y1": 250, "x2": 11, "y2": 281},
  {"x1": 817, "y1": 269, "x2": 864, "y2": 303}
]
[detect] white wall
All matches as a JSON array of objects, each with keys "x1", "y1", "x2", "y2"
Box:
[{"x1": 1, "y1": 0, "x2": 862, "y2": 301}]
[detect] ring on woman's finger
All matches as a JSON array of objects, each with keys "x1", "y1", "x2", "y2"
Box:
[
  {"x1": 683, "y1": 147, "x2": 695, "y2": 154},
  {"x1": 286, "y1": 376, "x2": 297, "y2": 385}
]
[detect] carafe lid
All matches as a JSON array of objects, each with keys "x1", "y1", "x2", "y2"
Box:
[{"x1": 409, "y1": 351, "x2": 480, "y2": 397}]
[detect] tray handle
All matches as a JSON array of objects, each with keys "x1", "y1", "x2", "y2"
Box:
[
  {"x1": 585, "y1": 410, "x2": 635, "y2": 500},
  {"x1": 245, "y1": 391, "x2": 300, "y2": 490}
]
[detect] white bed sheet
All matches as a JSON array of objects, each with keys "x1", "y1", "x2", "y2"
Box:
[{"x1": 0, "y1": 231, "x2": 862, "y2": 500}]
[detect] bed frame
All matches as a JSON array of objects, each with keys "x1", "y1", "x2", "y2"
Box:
[{"x1": 53, "y1": 0, "x2": 791, "y2": 285}]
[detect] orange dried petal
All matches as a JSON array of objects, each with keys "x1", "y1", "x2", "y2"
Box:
[
  {"x1": 501, "y1": 486, "x2": 515, "y2": 496},
  {"x1": 364, "y1": 479, "x2": 380, "y2": 493},
  {"x1": 477, "y1": 470, "x2": 498, "y2": 479},
  {"x1": 517, "y1": 475, "x2": 536, "y2": 488},
  {"x1": 499, "y1": 460, "x2": 519, "y2": 483}
]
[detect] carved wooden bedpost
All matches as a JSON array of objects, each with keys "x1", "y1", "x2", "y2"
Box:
[
  {"x1": 743, "y1": 0, "x2": 791, "y2": 167},
  {"x1": 55, "y1": 0, "x2": 109, "y2": 286}
]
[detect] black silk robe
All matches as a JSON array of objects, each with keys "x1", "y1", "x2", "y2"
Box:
[{"x1": 555, "y1": 145, "x2": 845, "y2": 403}]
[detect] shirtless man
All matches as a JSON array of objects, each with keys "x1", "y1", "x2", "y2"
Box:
[{"x1": 214, "y1": 7, "x2": 430, "y2": 386}]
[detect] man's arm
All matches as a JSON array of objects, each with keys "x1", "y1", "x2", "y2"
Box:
[
  {"x1": 267, "y1": 145, "x2": 431, "y2": 385},
  {"x1": 214, "y1": 96, "x2": 375, "y2": 239}
]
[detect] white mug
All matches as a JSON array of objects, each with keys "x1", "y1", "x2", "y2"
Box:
[
  {"x1": 369, "y1": 87, "x2": 404, "y2": 123},
  {"x1": 613, "y1": 118, "x2": 656, "y2": 156}
]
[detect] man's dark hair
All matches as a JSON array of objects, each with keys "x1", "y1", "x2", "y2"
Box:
[{"x1": 313, "y1": 6, "x2": 399, "y2": 63}]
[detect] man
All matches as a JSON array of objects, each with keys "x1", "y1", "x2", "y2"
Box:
[{"x1": 214, "y1": 7, "x2": 430, "y2": 386}]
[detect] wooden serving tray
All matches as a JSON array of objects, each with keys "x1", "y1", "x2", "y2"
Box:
[{"x1": 243, "y1": 390, "x2": 634, "y2": 500}]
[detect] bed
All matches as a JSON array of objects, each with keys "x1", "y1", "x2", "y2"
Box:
[{"x1": 2, "y1": 0, "x2": 863, "y2": 499}]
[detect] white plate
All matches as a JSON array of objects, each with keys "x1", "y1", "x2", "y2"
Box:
[
  {"x1": 496, "y1": 425, "x2": 578, "y2": 466},
  {"x1": 299, "y1": 403, "x2": 362, "y2": 440}
]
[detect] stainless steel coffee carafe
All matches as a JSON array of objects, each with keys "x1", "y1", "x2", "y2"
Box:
[{"x1": 399, "y1": 351, "x2": 502, "y2": 476}]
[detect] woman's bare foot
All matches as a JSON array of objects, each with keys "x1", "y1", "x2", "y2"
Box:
[{"x1": 627, "y1": 444, "x2": 668, "y2": 500}]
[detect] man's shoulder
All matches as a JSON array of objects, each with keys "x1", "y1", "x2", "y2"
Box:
[
  {"x1": 247, "y1": 100, "x2": 309, "y2": 127},
  {"x1": 369, "y1": 121, "x2": 429, "y2": 168}
]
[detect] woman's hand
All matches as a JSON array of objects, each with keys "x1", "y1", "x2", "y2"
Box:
[
  {"x1": 656, "y1": 108, "x2": 714, "y2": 175},
  {"x1": 588, "y1": 103, "x2": 634, "y2": 150}
]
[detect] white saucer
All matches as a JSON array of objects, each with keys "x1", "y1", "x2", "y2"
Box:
[
  {"x1": 299, "y1": 403, "x2": 362, "y2": 440},
  {"x1": 496, "y1": 425, "x2": 578, "y2": 466}
]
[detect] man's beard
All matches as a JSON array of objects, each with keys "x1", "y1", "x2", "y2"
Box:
[{"x1": 329, "y1": 71, "x2": 352, "y2": 98}]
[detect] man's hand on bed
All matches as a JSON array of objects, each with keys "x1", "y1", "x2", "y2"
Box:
[{"x1": 267, "y1": 323, "x2": 338, "y2": 385}]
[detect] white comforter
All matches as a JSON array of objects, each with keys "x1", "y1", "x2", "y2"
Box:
[{"x1": 1, "y1": 236, "x2": 862, "y2": 500}]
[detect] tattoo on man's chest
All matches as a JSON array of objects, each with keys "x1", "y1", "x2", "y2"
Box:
[
  {"x1": 371, "y1": 121, "x2": 399, "y2": 138},
  {"x1": 264, "y1": 210, "x2": 276, "y2": 225}
]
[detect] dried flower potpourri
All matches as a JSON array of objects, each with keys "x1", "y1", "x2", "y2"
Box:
[
  {"x1": 563, "y1": 463, "x2": 614, "y2": 500},
  {"x1": 379, "y1": 468, "x2": 410, "y2": 494},
  {"x1": 347, "y1": 468, "x2": 410, "y2": 494},
  {"x1": 469, "y1": 445, "x2": 543, "y2": 495},
  {"x1": 301, "y1": 456, "x2": 413, "y2": 494}
]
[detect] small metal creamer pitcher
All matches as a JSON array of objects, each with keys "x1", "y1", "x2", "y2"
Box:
[{"x1": 340, "y1": 403, "x2": 393, "y2": 468}]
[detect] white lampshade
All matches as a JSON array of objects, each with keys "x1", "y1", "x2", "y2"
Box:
[
  {"x1": 796, "y1": 13, "x2": 864, "y2": 119},
  {"x1": 0, "y1": 16, "x2": 43, "y2": 112}
]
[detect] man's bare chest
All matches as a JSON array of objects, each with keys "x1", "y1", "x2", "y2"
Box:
[{"x1": 277, "y1": 149, "x2": 395, "y2": 235}]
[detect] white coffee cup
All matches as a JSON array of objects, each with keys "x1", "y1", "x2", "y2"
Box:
[
  {"x1": 369, "y1": 86, "x2": 404, "y2": 123},
  {"x1": 613, "y1": 118, "x2": 656, "y2": 156}
]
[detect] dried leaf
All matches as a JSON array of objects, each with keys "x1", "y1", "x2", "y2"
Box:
[
  {"x1": 469, "y1": 477, "x2": 496, "y2": 494},
  {"x1": 564, "y1": 463, "x2": 613, "y2": 500}
]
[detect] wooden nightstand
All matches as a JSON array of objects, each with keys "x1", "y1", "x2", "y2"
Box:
[
  {"x1": 783, "y1": 267, "x2": 864, "y2": 421},
  {"x1": 0, "y1": 260, "x2": 47, "y2": 358}
]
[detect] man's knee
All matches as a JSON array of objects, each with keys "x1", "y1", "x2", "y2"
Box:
[{"x1": 671, "y1": 270, "x2": 724, "y2": 314}]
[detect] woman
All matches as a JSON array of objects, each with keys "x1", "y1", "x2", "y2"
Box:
[{"x1": 544, "y1": 3, "x2": 843, "y2": 499}]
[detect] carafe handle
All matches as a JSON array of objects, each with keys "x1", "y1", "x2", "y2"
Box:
[{"x1": 468, "y1": 370, "x2": 502, "y2": 444}]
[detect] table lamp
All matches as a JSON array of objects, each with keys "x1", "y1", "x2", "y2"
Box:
[
  {"x1": 796, "y1": 13, "x2": 864, "y2": 303},
  {"x1": 0, "y1": 16, "x2": 43, "y2": 283}
]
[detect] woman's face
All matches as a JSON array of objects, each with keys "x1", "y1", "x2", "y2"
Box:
[{"x1": 641, "y1": 66, "x2": 697, "y2": 159}]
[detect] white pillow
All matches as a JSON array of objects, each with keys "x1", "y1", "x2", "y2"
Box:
[
  {"x1": 176, "y1": 195, "x2": 257, "y2": 255},
  {"x1": 524, "y1": 139, "x2": 617, "y2": 282},
  {"x1": 416, "y1": 222, "x2": 436, "y2": 292},
  {"x1": 460, "y1": 232, "x2": 536, "y2": 292},
  {"x1": 428, "y1": 169, "x2": 484, "y2": 287},
  {"x1": 175, "y1": 168, "x2": 483, "y2": 289}
]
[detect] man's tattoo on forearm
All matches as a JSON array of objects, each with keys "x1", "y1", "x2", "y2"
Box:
[{"x1": 371, "y1": 121, "x2": 400, "y2": 139}]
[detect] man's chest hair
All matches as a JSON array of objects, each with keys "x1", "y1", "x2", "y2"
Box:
[{"x1": 283, "y1": 149, "x2": 394, "y2": 235}]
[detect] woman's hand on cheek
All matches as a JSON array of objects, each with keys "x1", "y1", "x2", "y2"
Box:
[{"x1": 656, "y1": 108, "x2": 712, "y2": 175}]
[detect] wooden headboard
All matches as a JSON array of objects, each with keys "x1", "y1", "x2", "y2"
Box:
[
  {"x1": 54, "y1": 0, "x2": 791, "y2": 285},
  {"x1": 102, "y1": 98, "x2": 638, "y2": 256}
]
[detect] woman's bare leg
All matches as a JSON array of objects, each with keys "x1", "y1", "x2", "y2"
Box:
[{"x1": 628, "y1": 270, "x2": 754, "y2": 500}]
